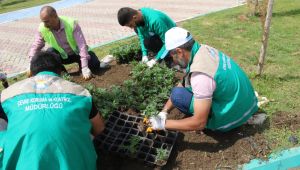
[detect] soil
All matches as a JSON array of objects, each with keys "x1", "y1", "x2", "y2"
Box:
[{"x1": 68, "y1": 63, "x2": 300, "y2": 170}]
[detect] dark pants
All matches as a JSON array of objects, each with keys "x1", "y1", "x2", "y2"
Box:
[
  {"x1": 134, "y1": 29, "x2": 172, "y2": 67},
  {"x1": 47, "y1": 48, "x2": 100, "y2": 73},
  {"x1": 0, "y1": 95, "x2": 8, "y2": 121},
  {"x1": 170, "y1": 87, "x2": 194, "y2": 115}
]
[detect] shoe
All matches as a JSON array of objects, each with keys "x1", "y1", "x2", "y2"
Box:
[
  {"x1": 101, "y1": 55, "x2": 114, "y2": 63},
  {"x1": 99, "y1": 62, "x2": 110, "y2": 69},
  {"x1": 247, "y1": 113, "x2": 267, "y2": 125}
]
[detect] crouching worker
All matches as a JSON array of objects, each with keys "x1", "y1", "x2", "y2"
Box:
[
  {"x1": 0, "y1": 51, "x2": 105, "y2": 169},
  {"x1": 28, "y1": 6, "x2": 109, "y2": 80},
  {"x1": 149, "y1": 27, "x2": 258, "y2": 132},
  {"x1": 117, "y1": 7, "x2": 176, "y2": 68}
]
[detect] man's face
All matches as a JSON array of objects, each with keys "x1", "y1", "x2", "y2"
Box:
[
  {"x1": 170, "y1": 48, "x2": 188, "y2": 68},
  {"x1": 40, "y1": 12, "x2": 59, "y2": 30},
  {"x1": 125, "y1": 15, "x2": 145, "y2": 29}
]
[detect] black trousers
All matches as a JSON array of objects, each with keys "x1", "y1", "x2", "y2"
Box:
[
  {"x1": 47, "y1": 48, "x2": 100, "y2": 72},
  {"x1": 134, "y1": 29, "x2": 172, "y2": 67}
]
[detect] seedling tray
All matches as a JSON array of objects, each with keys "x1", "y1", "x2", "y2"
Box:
[{"x1": 94, "y1": 111, "x2": 178, "y2": 166}]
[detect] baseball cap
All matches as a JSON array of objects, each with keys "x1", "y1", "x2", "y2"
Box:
[{"x1": 165, "y1": 27, "x2": 193, "y2": 50}]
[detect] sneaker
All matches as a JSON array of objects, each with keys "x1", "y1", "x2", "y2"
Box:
[
  {"x1": 247, "y1": 113, "x2": 267, "y2": 125},
  {"x1": 99, "y1": 62, "x2": 110, "y2": 69},
  {"x1": 101, "y1": 55, "x2": 114, "y2": 63}
]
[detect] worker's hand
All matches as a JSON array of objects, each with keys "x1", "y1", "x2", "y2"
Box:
[
  {"x1": 0, "y1": 72, "x2": 6, "y2": 81},
  {"x1": 82, "y1": 67, "x2": 92, "y2": 80},
  {"x1": 146, "y1": 59, "x2": 156, "y2": 68},
  {"x1": 142, "y1": 56, "x2": 149, "y2": 63},
  {"x1": 149, "y1": 112, "x2": 167, "y2": 130}
]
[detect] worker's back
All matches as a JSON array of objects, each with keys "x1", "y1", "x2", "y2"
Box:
[{"x1": 0, "y1": 71, "x2": 96, "y2": 170}]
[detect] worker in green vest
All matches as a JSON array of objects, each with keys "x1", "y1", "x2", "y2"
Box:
[
  {"x1": 117, "y1": 7, "x2": 176, "y2": 68},
  {"x1": 0, "y1": 51, "x2": 105, "y2": 169},
  {"x1": 28, "y1": 6, "x2": 110, "y2": 80},
  {"x1": 149, "y1": 27, "x2": 260, "y2": 132}
]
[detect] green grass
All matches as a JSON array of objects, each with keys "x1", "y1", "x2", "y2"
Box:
[
  {"x1": 1, "y1": 0, "x2": 299, "y2": 152},
  {"x1": 180, "y1": 0, "x2": 300, "y2": 150},
  {"x1": 0, "y1": 0, "x2": 57, "y2": 14}
]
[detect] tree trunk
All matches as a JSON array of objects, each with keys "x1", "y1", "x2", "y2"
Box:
[{"x1": 257, "y1": 0, "x2": 274, "y2": 76}]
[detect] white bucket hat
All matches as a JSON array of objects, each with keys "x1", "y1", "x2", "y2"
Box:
[{"x1": 165, "y1": 27, "x2": 193, "y2": 50}]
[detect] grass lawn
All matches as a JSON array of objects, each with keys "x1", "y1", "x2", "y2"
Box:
[
  {"x1": 0, "y1": 0, "x2": 57, "y2": 14},
  {"x1": 2, "y1": 0, "x2": 299, "y2": 153}
]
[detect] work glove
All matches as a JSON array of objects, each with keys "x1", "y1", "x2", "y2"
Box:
[
  {"x1": 146, "y1": 59, "x2": 156, "y2": 68},
  {"x1": 0, "y1": 72, "x2": 6, "y2": 80},
  {"x1": 149, "y1": 112, "x2": 167, "y2": 130},
  {"x1": 82, "y1": 67, "x2": 92, "y2": 80},
  {"x1": 142, "y1": 56, "x2": 149, "y2": 63}
]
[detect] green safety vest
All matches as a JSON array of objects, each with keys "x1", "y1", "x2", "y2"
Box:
[
  {"x1": 0, "y1": 71, "x2": 96, "y2": 170},
  {"x1": 39, "y1": 16, "x2": 79, "y2": 59},
  {"x1": 183, "y1": 42, "x2": 258, "y2": 131}
]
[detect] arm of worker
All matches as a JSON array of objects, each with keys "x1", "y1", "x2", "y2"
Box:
[
  {"x1": 165, "y1": 99, "x2": 211, "y2": 131},
  {"x1": 137, "y1": 28, "x2": 148, "y2": 58},
  {"x1": 28, "y1": 31, "x2": 46, "y2": 60},
  {"x1": 155, "y1": 73, "x2": 216, "y2": 131},
  {"x1": 73, "y1": 22, "x2": 90, "y2": 69},
  {"x1": 89, "y1": 102, "x2": 105, "y2": 137},
  {"x1": 153, "y1": 22, "x2": 170, "y2": 60},
  {"x1": 73, "y1": 22, "x2": 93, "y2": 79}
]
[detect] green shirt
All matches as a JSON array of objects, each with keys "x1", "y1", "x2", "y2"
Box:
[
  {"x1": 0, "y1": 71, "x2": 97, "y2": 170},
  {"x1": 137, "y1": 8, "x2": 176, "y2": 60}
]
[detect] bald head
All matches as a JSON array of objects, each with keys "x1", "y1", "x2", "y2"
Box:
[
  {"x1": 40, "y1": 6, "x2": 57, "y2": 17},
  {"x1": 40, "y1": 6, "x2": 59, "y2": 30}
]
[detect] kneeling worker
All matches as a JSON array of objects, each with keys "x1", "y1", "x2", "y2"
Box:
[
  {"x1": 149, "y1": 27, "x2": 258, "y2": 132},
  {"x1": 28, "y1": 6, "x2": 109, "y2": 80}
]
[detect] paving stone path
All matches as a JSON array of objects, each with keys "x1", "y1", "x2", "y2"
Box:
[{"x1": 0, "y1": 0, "x2": 244, "y2": 76}]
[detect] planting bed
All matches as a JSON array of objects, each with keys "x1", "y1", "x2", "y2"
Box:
[
  {"x1": 69, "y1": 63, "x2": 300, "y2": 169},
  {"x1": 94, "y1": 111, "x2": 178, "y2": 166}
]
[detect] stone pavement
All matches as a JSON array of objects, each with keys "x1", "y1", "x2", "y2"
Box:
[{"x1": 0, "y1": 0, "x2": 244, "y2": 77}]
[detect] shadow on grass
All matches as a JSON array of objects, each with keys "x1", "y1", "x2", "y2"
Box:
[{"x1": 273, "y1": 9, "x2": 300, "y2": 17}]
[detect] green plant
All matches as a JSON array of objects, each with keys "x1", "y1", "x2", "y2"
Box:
[
  {"x1": 110, "y1": 39, "x2": 141, "y2": 64},
  {"x1": 155, "y1": 147, "x2": 169, "y2": 162},
  {"x1": 62, "y1": 73, "x2": 72, "y2": 82},
  {"x1": 121, "y1": 135, "x2": 141, "y2": 154}
]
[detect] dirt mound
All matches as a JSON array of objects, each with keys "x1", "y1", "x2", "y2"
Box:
[{"x1": 70, "y1": 61, "x2": 132, "y2": 89}]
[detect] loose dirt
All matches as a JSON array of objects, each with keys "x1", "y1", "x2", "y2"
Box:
[{"x1": 69, "y1": 63, "x2": 300, "y2": 170}]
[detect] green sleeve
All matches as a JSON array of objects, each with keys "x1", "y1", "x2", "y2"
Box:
[
  {"x1": 137, "y1": 28, "x2": 148, "y2": 56},
  {"x1": 153, "y1": 21, "x2": 170, "y2": 60}
]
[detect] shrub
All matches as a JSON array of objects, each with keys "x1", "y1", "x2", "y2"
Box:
[
  {"x1": 110, "y1": 39, "x2": 142, "y2": 64},
  {"x1": 86, "y1": 62, "x2": 177, "y2": 118}
]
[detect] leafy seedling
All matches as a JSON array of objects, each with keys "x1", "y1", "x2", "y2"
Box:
[
  {"x1": 155, "y1": 147, "x2": 169, "y2": 166},
  {"x1": 120, "y1": 135, "x2": 141, "y2": 155}
]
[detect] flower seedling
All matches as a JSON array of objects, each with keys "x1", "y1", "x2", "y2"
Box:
[
  {"x1": 120, "y1": 135, "x2": 141, "y2": 155},
  {"x1": 155, "y1": 148, "x2": 169, "y2": 165}
]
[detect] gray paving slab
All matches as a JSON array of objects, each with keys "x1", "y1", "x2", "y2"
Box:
[{"x1": 0, "y1": 0, "x2": 245, "y2": 77}]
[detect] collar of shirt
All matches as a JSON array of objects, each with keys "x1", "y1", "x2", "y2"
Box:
[{"x1": 53, "y1": 19, "x2": 65, "y2": 33}]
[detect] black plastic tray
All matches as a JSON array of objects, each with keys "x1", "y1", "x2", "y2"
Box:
[{"x1": 94, "y1": 111, "x2": 178, "y2": 166}]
